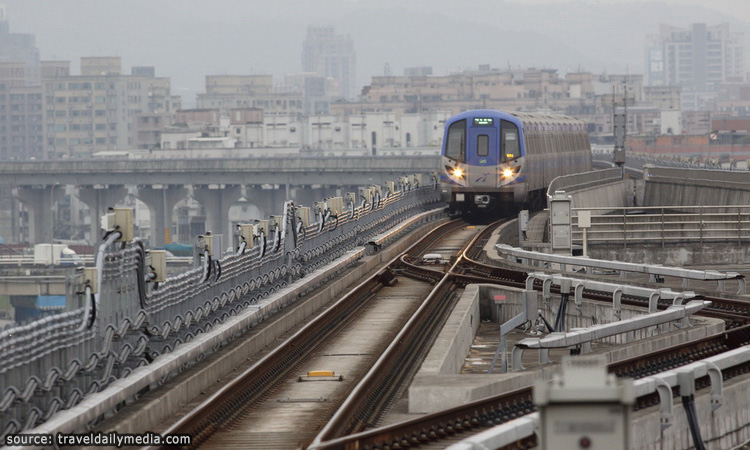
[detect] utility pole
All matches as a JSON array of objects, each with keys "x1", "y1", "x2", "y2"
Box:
[{"x1": 613, "y1": 81, "x2": 627, "y2": 169}]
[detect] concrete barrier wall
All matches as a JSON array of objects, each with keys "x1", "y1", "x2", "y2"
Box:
[
  {"x1": 548, "y1": 168, "x2": 622, "y2": 196},
  {"x1": 644, "y1": 166, "x2": 750, "y2": 208},
  {"x1": 547, "y1": 167, "x2": 630, "y2": 210},
  {"x1": 418, "y1": 284, "x2": 481, "y2": 376},
  {"x1": 568, "y1": 180, "x2": 630, "y2": 210}
]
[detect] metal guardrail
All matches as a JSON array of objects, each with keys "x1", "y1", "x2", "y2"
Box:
[
  {"x1": 447, "y1": 347, "x2": 750, "y2": 449},
  {"x1": 513, "y1": 300, "x2": 710, "y2": 371},
  {"x1": 526, "y1": 272, "x2": 696, "y2": 314},
  {"x1": 496, "y1": 244, "x2": 746, "y2": 294},
  {"x1": 0, "y1": 177, "x2": 443, "y2": 439},
  {"x1": 446, "y1": 413, "x2": 540, "y2": 450},
  {"x1": 570, "y1": 205, "x2": 750, "y2": 248}
]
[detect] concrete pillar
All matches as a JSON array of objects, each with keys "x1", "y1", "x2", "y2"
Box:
[
  {"x1": 192, "y1": 184, "x2": 242, "y2": 239},
  {"x1": 322, "y1": 184, "x2": 341, "y2": 199},
  {"x1": 75, "y1": 185, "x2": 128, "y2": 244},
  {"x1": 245, "y1": 185, "x2": 290, "y2": 217},
  {"x1": 13, "y1": 185, "x2": 64, "y2": 244},
  {"x1": 291, "y1": 185, "x2": 321, "y2": 207},
  {"x1": 136, "y1": 185, "x2": 188, "y2": 247}
]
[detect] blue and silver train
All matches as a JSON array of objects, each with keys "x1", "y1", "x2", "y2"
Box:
[{"x1": 441, "y1": 109, "x2": 592, "y2": 214}]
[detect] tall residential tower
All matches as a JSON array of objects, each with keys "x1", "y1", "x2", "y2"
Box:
[
  {"x1": 646, "y1": 23, "x2": 745, "y2": 110},
  {"x1": 302, "y1": 26, "x2": 356, "y2": 100}
]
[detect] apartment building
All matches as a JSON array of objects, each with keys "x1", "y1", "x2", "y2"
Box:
[
  {"x1": 196, "y1": 74, "x2": 303, "y2": 115},
  {"x1": 43, "y1": 57, "x2": 176, "y2": 157},
  {"x1": 302, "y1": 26, "x2": 356, "y2": 99},
  {"x1": 646, "y1": 23, "x2": 745, "y2": 110}
]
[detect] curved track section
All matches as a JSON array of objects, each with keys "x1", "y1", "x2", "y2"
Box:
[{"x1": 158, "y1": 220, "x2": 498, "y2": 449}]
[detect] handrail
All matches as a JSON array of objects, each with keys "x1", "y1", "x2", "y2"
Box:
[
  {"x1": 497, "y1": 244, "x2": 746, "y2": 294},
  {"x1": 572, "y1": 204, "x2": 750, "y2": 212},
  {"x1": 514, "y1": 300, "x2": 709, "y2": 362},
  {"x1": 448, "y1": 346, "x2": 750, "y2": 449},
  {"x1": 568, "y1": 205, "x2": 750, "y2": 251},
  {"x1": 526, "y1": 272, "x2": 696, "y2": 313},
  {"x1": 445, "y1": 413, "x2": 539, "y2": 450},
  {"x1": 512, "y1": 300, "x2": 710, "y2": 371}
]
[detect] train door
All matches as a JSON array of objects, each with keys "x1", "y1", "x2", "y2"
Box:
[{"x1": 466, "y1": 118, "x2": 499, "y2": 188}]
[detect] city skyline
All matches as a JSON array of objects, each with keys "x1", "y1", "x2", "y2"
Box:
[
  {"x1": 2, "y1": 0, "x2": 748, "y2": 104},
  {"x1": 0, "y1": 0, "x2": 748, "y2": 161}
]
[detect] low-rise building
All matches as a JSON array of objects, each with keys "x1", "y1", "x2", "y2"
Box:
[{"x1": 197, "y1": 74, "x2": 303, "y2": 115}]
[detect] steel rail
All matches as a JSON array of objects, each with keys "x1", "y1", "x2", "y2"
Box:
[
  {"x1": 310, "y1": 324, "x2": 750, "y2": 450},
  {"x1": 305, "y1": 235, "x2": 750, "y2": 449},
  {"x1": 311, "y1": 219, "x2": 508, "y2": 446}
]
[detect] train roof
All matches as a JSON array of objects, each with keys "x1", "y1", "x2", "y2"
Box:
[
  {"x1": 447, "y1": 109, "x2": 586, "y2": 127},
  {"x1": 510, "y1": 111, "x2": 587, "y2": 127}
]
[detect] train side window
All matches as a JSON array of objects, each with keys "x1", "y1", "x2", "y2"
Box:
[
  {"x1": 477, "y1": 134, "x2": 489, "y2": 156},
  {"x1": 446, "y1": 119, "x2": 466, "y2": 163},
  {"x1": 501, "y1": 120, "x2": 520, "y2": 162}
]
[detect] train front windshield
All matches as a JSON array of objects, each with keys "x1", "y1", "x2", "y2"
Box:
[
  {"x1": 445, "y1": 119, "x2": 466, "y2": 164},
  {"x1": 501, "y1": 121, "x2": 520, "y2": 163}
]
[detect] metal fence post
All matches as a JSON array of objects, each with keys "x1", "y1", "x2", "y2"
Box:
[
  {"x1": 661, "y1": 207, "x2": 665, "y2": 249},
  {"x1": 622, "y1": 208, "x2": 627, "y2": 249}
]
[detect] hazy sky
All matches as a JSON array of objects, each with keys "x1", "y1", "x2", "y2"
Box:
[
  {"x1": 4, "y1": 0, "x2": 748, "y2": 104},
  {"x1": 513, "y1": 0, "x2": 750, "y2": 21}
]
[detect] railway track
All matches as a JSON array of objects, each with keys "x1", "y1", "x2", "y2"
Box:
[
  {"x1": 157, "y1": 218, "x2": 505, "y2": 449},
  {"x1": 306, "y1": 234, "x2": 750, "y2": 449},
  {"x1": 156, "y1": 214, "x2": 750, "y2": 449},
  {"x1": 310, "y1": 324, "x2": 750, "y2": 450},
  {"x1": 309, "y1": 222, "x2": 505, "y2": 445}
]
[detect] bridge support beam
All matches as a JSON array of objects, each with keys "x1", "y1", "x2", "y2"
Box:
[
  {"x1": 137, "y1": 185, "x2": 188, "y2": 248},
  {"x1": 75, "y1": 185, "x2": 128, "y2": 244},
  {"x1": 192, "y1": 184, "x2": 242, "y2": 240},
  {"x1": 14, "y1": 185, "x2": 64, "y2": 244}
]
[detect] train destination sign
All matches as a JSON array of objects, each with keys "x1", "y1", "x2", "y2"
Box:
[{"x1": 473, "y1": 117, "x2": 494, "y2": 126}]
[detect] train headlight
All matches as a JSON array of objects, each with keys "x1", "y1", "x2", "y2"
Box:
[
  {"x1": 503, "y1": 168, "x2": 514, "y2": 178},
  {"x1": 452, "y1": 168, "x2": 464, "y2": 178}
]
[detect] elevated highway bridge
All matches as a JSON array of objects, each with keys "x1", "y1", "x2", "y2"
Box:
[{"x1": 0, "y1": 155, "x2": 440, "y2": 246}]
